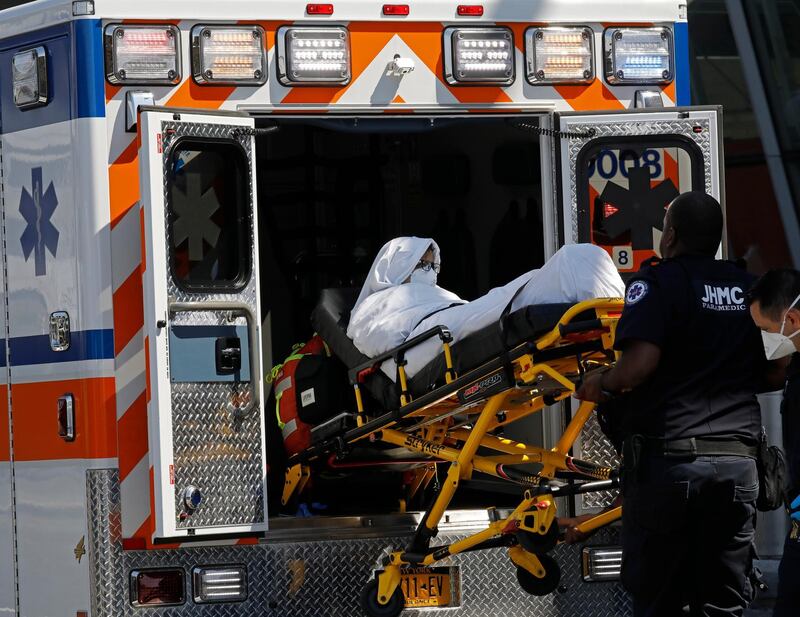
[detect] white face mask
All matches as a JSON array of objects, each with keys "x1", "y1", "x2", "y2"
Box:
[
  {"x1": 761, "y1": 293, "x2": 800, "y2": 360},
  {"x1": 410, "y1": 267, "x2": 437, "y2": 286}
]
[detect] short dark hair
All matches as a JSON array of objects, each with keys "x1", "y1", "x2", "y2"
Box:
[
  {"x1": 667, "y1": 191, "x2": 723, "y2": 256},
  {"x1": 748, "y1": 269, "x2": 800, "y2": 320}
]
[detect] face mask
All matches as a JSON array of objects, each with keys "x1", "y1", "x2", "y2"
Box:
[
  {"x1": 761, "y1": 293, "x2": 800, "y2": 360},
  {"x1": 410, "y1": 267, "x2": 437, "y2": 286}
]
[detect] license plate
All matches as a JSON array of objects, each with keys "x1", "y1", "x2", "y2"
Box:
[{"x1": 400, "y1": 567, "x2": 451, "y2": 608}]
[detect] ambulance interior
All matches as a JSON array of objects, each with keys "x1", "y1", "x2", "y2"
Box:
[
  {"x1": 247, "y1": 116, "x2": 551, "y2": 515},
  {"x1": 172, "y1": 115, "x2": 553, "y2": 514}
]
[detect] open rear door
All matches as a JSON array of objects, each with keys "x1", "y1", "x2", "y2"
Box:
[
  {"x1": 553, "y1": 106, "x2": 724, "y2": 272},
  {"x1": 138, "y1": 108, "x2": 266, "y2": 539},
  {"x1": 549, "y1": 106, "x2": 723, "y2": 515}
]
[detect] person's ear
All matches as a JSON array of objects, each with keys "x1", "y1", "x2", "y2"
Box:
[{"x1": 786, "y1": 307, "x2": 800, "y2": 333}]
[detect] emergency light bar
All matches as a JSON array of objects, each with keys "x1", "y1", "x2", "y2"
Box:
[
  {"x1": 12, "y1": 47, "x2": 48, "y2": 109},
  {"x1": 604, "y1": 27, "x2": 673, "y2": 84},
  {"x1": 444, "y1": 27, "x2": 514, "y2": 85},
  {"x1": 276, "y1": 26, "x2": 351, "y2": 85},
  {"x1": 526, "y1": 27, "x2": 594, "y2": 84},
  {"x1": 105, "y1": 24, "x2": 181, "y2": 85},
  {"x1": 191, "y1": 26, "x2": 267, "y2": 85}
]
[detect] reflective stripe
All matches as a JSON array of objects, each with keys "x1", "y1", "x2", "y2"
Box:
[
  {"x1": 281, "y1": 418, "x2": 298, "y2": 441},
  {"x1": 274, "y1": 376, "x2": 293, "y2": 399},
  {"x1": 274, "y1": 376, "x2": 293, "y2": 429}
]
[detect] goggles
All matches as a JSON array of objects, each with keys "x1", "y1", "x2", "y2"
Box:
[{"x1": 416, "y1": 259, "x2": 441, "y2": 274}]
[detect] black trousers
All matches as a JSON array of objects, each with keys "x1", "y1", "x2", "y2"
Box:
[
  {"x1": 774, "y1": 531, "x2": 800, "y2": 616},
  {"x1": 621, "y1": 455, "x2": 758, "y2": 617}
]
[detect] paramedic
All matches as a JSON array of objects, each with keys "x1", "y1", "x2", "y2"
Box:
[
  {"x1": 747, "y1": 268, "x2": 800, "y2": 617},
  {"x1": 576, "y1": 191, "x2": 765, "y2": 616}
]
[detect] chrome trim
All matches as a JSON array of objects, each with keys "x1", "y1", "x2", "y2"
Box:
[
  {"x1": 525, "y1": 26, "x2": 595, "y2": 85},
  {"x1": 603, "y1": 26, "x2": 674, "y2": 85},
  {"x1": 57, "y1": 394, "x2": 75, "y2": 441},
  {"x1": 49, "y1": 311, "x2": 70, "y2": 352},
  {"x1": 104, "y1": 24, "x2": 182, "y2": 86},
  {"x1": 191, "y1": 25, "x2": 267, "y2": 86},
  {"x1": 12, "y1": 46, "x2": 48, "y2": 110},
  {"x1": 443, "y1": 26, "x2": 515, "y2": 86}
]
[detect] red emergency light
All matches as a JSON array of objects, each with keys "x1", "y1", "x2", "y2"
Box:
[
  {"x1": 457, "y1": 5, "x2": 484, "y2": 16},
  {"x1": 383, "y1": 4, "x2": 410, "y2": 15},
  {"x1": 306, "y1": 3, "x2": 334, "y2": 15}
]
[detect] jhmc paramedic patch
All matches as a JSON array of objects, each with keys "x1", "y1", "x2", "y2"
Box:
[
  {"x1": 626, "y1": 280, "x2": 649, "y2": 305},
  {"x1": 699, "y1": 284, "x2": 747, "y2": 312}
]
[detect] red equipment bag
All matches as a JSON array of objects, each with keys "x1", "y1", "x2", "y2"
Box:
[{"x1": 270, "y1": 335, "x2": 346, "y2": 457}]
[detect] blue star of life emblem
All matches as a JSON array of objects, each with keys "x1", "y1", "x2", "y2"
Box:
[
  {"x1": 19, "y1": 167, "x2": 59, "y2": 276},
  {"x1": 626, "y1": 280, "x2": 649, "y2": 305}
]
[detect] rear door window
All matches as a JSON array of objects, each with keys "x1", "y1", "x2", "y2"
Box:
[{"x1": 167, "y1": 139, "x2": 251, "y2": 292}]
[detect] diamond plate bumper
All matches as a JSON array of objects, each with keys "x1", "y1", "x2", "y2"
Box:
[{"x1": 89, "y1": 469, "x2": 631, "y2": 616}]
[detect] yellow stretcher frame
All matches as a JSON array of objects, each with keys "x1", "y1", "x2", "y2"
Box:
[{"x1": 282, "y1": 298, "x2": 625, "y2": 612}]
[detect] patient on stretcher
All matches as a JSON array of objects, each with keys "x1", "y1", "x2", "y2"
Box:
[{"x1": 347, "y1": 237, "x2": 625, "y2": 379}]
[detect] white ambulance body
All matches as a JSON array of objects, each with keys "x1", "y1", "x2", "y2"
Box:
[{"x1": 0, "y1": 0, "x2": 723, "y2": 615}]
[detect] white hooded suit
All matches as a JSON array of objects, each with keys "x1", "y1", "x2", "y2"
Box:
[{"x1": 347, "y1": 237, "x2": 625, "y2": 379}]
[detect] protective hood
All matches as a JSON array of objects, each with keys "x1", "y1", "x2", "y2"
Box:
[{"x1": 353, "y1": 236, "x2": 440, "y2": 312}]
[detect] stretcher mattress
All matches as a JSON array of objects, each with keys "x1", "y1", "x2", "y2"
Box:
[{"x1": 312, "y1": 288, "x2": 581, "y2": 409}]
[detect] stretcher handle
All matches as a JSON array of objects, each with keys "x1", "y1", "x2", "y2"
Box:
[
  {"x1": 169, "y1": 301, "x2": 261, "y2": 420},
  {"x1": 558, "y1": 318, "x2": 604, "y2": 337},
  {"x1": 349, "y1": 326, "x2": 453, "y2": 384}
]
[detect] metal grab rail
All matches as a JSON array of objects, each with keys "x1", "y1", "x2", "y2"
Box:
[{"x1": 168, "y1": 301, "x2": 261, "y2": 420}]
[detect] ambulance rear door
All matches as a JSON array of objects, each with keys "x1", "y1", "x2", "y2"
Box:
[
  {"x1": 138, "y1": 107, "x2": 266, "y2": 540},
  {"x1": 547, "y1": 106, "x2": 723, "y2": 515},
  {"x1": 550, "y1": 106, "x2": 724, "y2": 272}
]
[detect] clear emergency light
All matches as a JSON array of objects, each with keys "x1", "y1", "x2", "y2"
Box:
[
  {"x1": 12, "y1": 47, "x2": 48, "y2": 109},
  {"x1": 191, "y1": 26, "x2": 267, "y2": 85},
  {"x1": 582, "y1": 547, "x2": 623, "y2": 582},
  {"x1": 443, "y1": 27, "x2": 515, "y2": 86},
  {"x1": 604, "y1": 27, "x2": 673, "y2": 84},
  {"x1": 276, "y1": 26, "x2": 351, "y2": 85},
  {"x1": 105, "y1": 24, "x2": 181, "y2": 85},
  {"x1": 526, "y1": 27, "x2": 594, "y2": 84},
  {"x1": 192, "y1": 566, "x2": 248, "y2": 603}
]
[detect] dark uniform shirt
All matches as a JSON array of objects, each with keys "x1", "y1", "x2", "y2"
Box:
[
  {"x1": 615, "y1": 255, "x2": 764, "y2": 442},
  {"x1": 782, "y1": 353, "x2": 800, "y2": 501}
]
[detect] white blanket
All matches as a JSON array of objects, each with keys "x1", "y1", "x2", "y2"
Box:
[{"x1": 347, "y1": 238, "x2": 624, "y2": 379}]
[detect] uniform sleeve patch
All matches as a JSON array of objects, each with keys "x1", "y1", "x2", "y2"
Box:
[{"x1": 625, "y1": 280, "x2": 649, "y2": 305}]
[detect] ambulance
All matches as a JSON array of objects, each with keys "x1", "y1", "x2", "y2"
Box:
[{"x1": 0, "y1": 0, "x2": 721, "y2": 615}]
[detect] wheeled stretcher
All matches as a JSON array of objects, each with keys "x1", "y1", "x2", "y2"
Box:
[{"x1": 281, "y1": 289, "x2": 625, "y2": 617}]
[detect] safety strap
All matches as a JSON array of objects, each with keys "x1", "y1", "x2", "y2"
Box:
[
  {"x1": 498, "y1": 279, "x2": 531, "y2": 349},
  {"x1": 411, "y1": 302, "x2": 466, "y2": 333}
]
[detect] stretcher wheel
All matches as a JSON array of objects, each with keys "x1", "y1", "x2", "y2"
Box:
[
  {"x1": 360, "y1": 580, "x2": 405, "y2": 617},
  {"x1": 516, "y1": 554, "x2": 561, "y2": 597},
  {"x1": 516, "y1": 520, "x2": 558, "y2": 554}
]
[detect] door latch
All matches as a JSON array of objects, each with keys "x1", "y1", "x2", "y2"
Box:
[
  {"x1": 49, "y1": 311, "x2": 71, "y2": 352},
  {"x1": 57, "y1": 394, "x2": 75, "y2": 441},
  {"x1": 215, "y1": 337, "x2": 242, "y2": 374}
]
